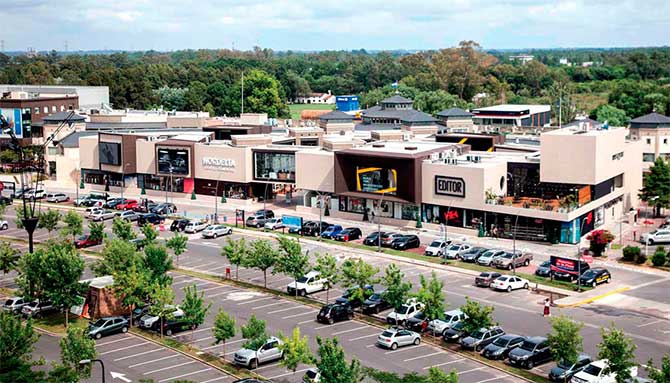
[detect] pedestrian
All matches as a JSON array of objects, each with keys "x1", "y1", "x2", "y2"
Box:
[
  {"x1": 492, "y1": 225, "x2": 498, "y2": 239},
  {"x1": 543, "y1": 298, "x2": 551, "y2": 317},
  {"x1": 370, "y1": 209, "x2": 375, "y2": 223}
]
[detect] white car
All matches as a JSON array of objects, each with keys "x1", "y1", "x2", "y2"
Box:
[
  {"x1": 202, "y1": 225, "x2": 232, "y2": 238},
  {"x1": 377, "y1": 327, "x2": 421, "y2": 350},
  {"x1": 386, "y1": 298, "x2": 424, "y2": 325},
  {"x1": 139, "y1": 306, "x2": 184, "y2": 330},
  {"x1": 640, "y1": 229, "x2": 670, "y2": 245},
  {"x1": 570, "y1": 359, "x2": 638, "y2": 383},
  {"x1": 444, "y1": 243, "x2": 471, "y2": 259},
  {"x1": 85, "y1": 207, "x2": 104, "y2": 217},
  {"x1": 46, "y1": 193, "x2": 69, "y2": 203},
  {"x1": 264, "y1": 218, "x2": 284, "y2": 230},
  {"x1": 490, "y1": 275, "x2": 529, "y2": 292},
  {"x1": 426, "y1": 309, "x2": 467, "y2": 336},
  {"x1": 477, "y1": 249, "x2": 506, "y2": 266},
  {"x1": 24, "y1": 189, "x2": 46, "y2": 200},
  {"x1": 424, "y1": 239, "x2": 449, "y2": 256},
  {"x1": 302, "y1": 368, "x2": 321, "y2": 383},
  {"x1": 89, "y1": 209, "x2": 116, "y2": 221},
  {"x1": 0, "y1": 219, "x2": 8, "y2": 230},
  {"x1": 116, "y1": 210, "x2": 139, "y2": 222},
  {"x1": 287, "y1": 271, "x2": 327, "y2": 296},
  {"x1": 184, "y1": 220, "x2": 209, "y2": 233},
  {"x1": 233, "y1": 336, "x2": 284, "y2": 369}
]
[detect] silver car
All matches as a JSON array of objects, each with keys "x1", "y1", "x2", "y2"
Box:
[
  {"x1": 3, "y1": 297, "x2": 28, "y2": 314},
  {"x1": 46, "y1": 193, "x2": 69, "y2": 203},
  {"x1": 477, "y1": 249, "x2": 506, "y2": 266},
  {"x1": 264, "y1": 218, "x2": 284, "y2": 230},
  {"x1": 377, "y1": 327, "x2": 421, "y2": 350},
  {"x1": 90, "y1": 209, "x2": 116, "y2": 221},
  {"x1": 116, "y1": 210, "x2": 139, "y2": 222},
  {"x1": 202, "y1": 225, "x2": 232, "y2": 238}
]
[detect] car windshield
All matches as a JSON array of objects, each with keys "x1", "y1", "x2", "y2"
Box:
[
  {"x1": 583, "y1": 364, "x2": 602, "y2": 376},
  {"x1": 582, "y1": 270, "x2": 597, "y2": 278},
  {"x1": 430, "y1": 241, "x2": 443, "y2": 247},
  {"x1": 501, "y1": 253, "x2": 514, "y2": 259},
  {"x1": 205, "y1": 226, "x2": 214, "y2": 230},
  {"x1": 91, "y1": 319, "x2": 107, "y2": 327},
  {"x1": 481, "y1": 251, "x2": 494, "y2": 257},
  {"x1": 296, "y1": 276, "x2": 309, "y2": 283},
  {"x1": 305, "y1": 370, "x2": 318, "y2": 378},
  {"x1": 443, "y1": 314, "x2": 454, "y2": 322},
  {"x1": 368, "y1": 293, "x2": 381, "y2": 301},
  {"x1": 479, "y1": 272, "x2": 491, "y2": 277},
  {"x1": 540, "y1": 261, "x2": 551, "y2": 267},
  {"x1": 397, "y1": 305, "x2": 410, "y2": 314},
  {"x1": 493, "y1": 337, "x2": 509, "y2": 347},
  {"x1": 452, "y1": 322, "x2": 464, "y2": 330},
  {"x1": 413, "y1": 312, "x2": 425, "y2": 320},
  {"x1": 471, "y1": 330, "x2": 485, "y2": 339},
  {"x1": 448, "y1": 245, "x2": 460, "y2": 251},
  {"x1": 77, "y1": 235, "x2": 88, "y2": 240},
  {"x1": 498, "y1": 277, "x2": 508, "y2": 282},
  {"x1": 319, "y1": 307, "x2": 330, "y2": 315},
  {"x1": 381, "y1": 331, "x2": 394, "y2": 337},
  {"x1": 520, "y1": 340, "x2": 537, "y2": 351},
  {"x1": 557, "y1": 360, "x2": 575, "y2": 369},
  {"x1": 4, "y1": 299, "x2": 15, "y2": 305}
]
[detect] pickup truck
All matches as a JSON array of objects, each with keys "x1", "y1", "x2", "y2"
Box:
[
  {"x1": 386, "y1": 298, "x2": 425, "y2": 325},
  {"x1": 491, "y1": 251, "x2": 533, "y2": 270},
  {"x1": 570, "y1": 359, "x2": 638, "y2": 383},
  {"x1": 233, "y1": 336, "x2": 284, "y2": 369},
  {"x1": 287, "y1": 271, "x2": 327, "y2": 296}
]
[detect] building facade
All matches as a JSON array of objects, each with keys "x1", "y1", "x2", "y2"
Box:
[{"x1": 628, "y1": 112, "x2": 670, "y2": 169}]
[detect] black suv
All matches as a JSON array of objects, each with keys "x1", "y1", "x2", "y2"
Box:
[
  {"x1": 316, "y1": 303, "x2": 353, "y2": 324},
  {"x1": 0, "y1": 195, "x2": 12, "y2": 206},
  {"x1": 443, "y1": 321, "x2": 468, "y2": 343},
  {"x1": 406, "y1": 312, "x2": 429, "y2": 332},
  {"x1": 289, "y1": 220, "x2": 312, "y2": 234},
  {"x1": 391, "y1": 235, "x2": 421, "y2": 250},
  {"x1": 508, "y1": 336, "x2": 552, "y2": 369},
  {"x1": 460, "y1": 326, "x2": 505, "y2": 351},
  {"x1": 335, "y1": 285, "x2": 374, "y2": 308},
  {"x1": 578, "y1": 268, "x2": 611, "y2": 287},
  {"x1": 170, "y1": 218, "x2": 190, "y2": 232},
  {"x1": 160, "y1": 317, "x2": 196, "y2": 336},
  {"x1": 137, "y1": 213, "x2": 164, "y2": 226},
  {"x1": 363, "y1": 231, "x2": 386, "y2": 246},
  {"x1": 334, "y1": 227, "x2": 362, "y2": 241},
  {"x1": 362, "y1": 291, "x2": 391, "y2": 314},
  {"x1": 481, "y1": 334, "x2": 525, "y2": 360},
  {"x1": 549, "y1": 354, "x2": 593, "y2": 382},
  {"x1": 302, "y1": 221, "x2": 330, "y2": 236}
]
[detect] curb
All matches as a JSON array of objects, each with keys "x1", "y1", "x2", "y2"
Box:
[{"x1": 556, "y1": 287, "x2": 631, "y2": 308}]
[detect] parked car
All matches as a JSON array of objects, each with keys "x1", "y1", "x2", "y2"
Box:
[
  {"x1": 289, "y1": 220, "x2": 313, "y2": 235},
  {"x1": 317, "y1": 303, "x2": 354, "y2": 324},
  {"x1": 88, "y1": 316, "x2": 129, "y2": 339},
  {"x1": 426, "y1": 309, "x2": 467, "y2": 336},
  {"x1": 302, "y1": 368, "x2": 321, "y2": 383},
  {"x1": 460, "y1": 247, "x2": 489, "y2": 263},
  {"x1": 549, "y1": 354, "x2": 593, "y2": 382},
  {"x1": 139, "y1": 306, "x2": 183, "y2": 330},
  {"x1": 159, "y1": 316, "x2": 196, "y2": 336},
  {"x1": 170, "y1": 218, "x2": 190, "y2": 232},
  {"x1": 264, "y1": 218, "x2": 284, "y2": 230},
  {"x1": 22, "y1": 300, "x2": 57, "y2": 318},
  {"x1": 335, "y1": 285, "x2": 374, "y2": 308},
  {"x1": 233, "y1": 336, "x2": 283, "y2": 369},
  {"x1": 152, "y1": 203, "x2": 177, "y2": 215},
  {"x1": 24, "y1": 189, "x2": 46, "y2": 200},
  {"x1": 535, "y1": 261, "x2": 553, "y2": 278},
  {"x1": 492, "y1": 251, "x2": 533, "y2": 270},
  {"x1": 46, "y1": 193, "x2": 69, "y2": 203},
  {"x1": 570, "y1": 359, "x2": 637, "y2": 383},
  {"x1": 491, "y1": 275, "x2": 529, "y2": 292},
  {"x1": 508, "y1": 336, "x2": 553, "y2": 369},
  {"x1": 391, "y1": 235, "x2": 421, "y2": 250},
  {"x1": 381, "y1": 233, "x2": 404, "y2": 247},
  {"x1": 74, "y1": 234, "x2": 102, "y2": 249},
  {"x1": 460, "y1": 326, "x2": 505, "y2": 351},
  {"x1": 363, "y1": 231, "x2": 386, "y2": 246},
  {"x1": 90, "y1": 209, "x2": 116, "y2": 221},
  {"x1": 129, "y1": 238, "x2": 146, "y2": 250},
  {"x1": 3, "y1": 297, "x2": 28, "y2": 314},
  {"x1": 424, "y1": 239, "x2": 450, "y2": 257},
  {"x1": 137, "y1": 213, "x2": 165, "y2": 226},
  {"x1": 362, "y1": 291, "x2": 392, "y2": 314},
  {"x1": 554, "y1": 260, "x2": 590, "y2": 281},
  {"x1": 443, "y1": 243, "x2": 472, "y2": 260},
  {"x1": 0, "y1": 195, "x2": 13, "y2": 205},
  {"x1": 578, "y1": 268, "x2": 611, "y2": 288},
  {"x1": 116, "y1": 199, "x2": 139, "y2": 210},
  {"x1": 245, "y1": 209, "x2": 275, "y2": 228},
  {"x1": 116, "y1": 210, "x2": 139, "y2": 222},
  {"x1": 443, "y1": 321, "x2": 469, "y2": 343},
  {"x1": 640, "y1": 229, "x2": 670, "y2": 245},
  {"x1": 320, "y1": 225, "x2": 343, "y2": 239},
  {"x1": 135, "y1": 201, "x2": 159, "y2": 213},
  {"x1": 481, "y1": 334, "x2": 525, "y2": 360},
  {"x1": 183, "y1": 220, "x2": 208, "y2": 233},
  {"x1": 0, "y1": 219, "x2": 8, "y2": 230},
  {"x1": 334, "y1": 227, "x2": 362, "y2": 241},
  {"x1": 104, "y1": 198, "x2": 127, "y2": 209},
  {"x1": 302, "y1": 221, "x2": 330, "y2": 236},
  {"x1": 477, "y1": 249, "x2": 506, "y2": 266},
  {"x1": 287, "y1": 271, "x2": 327, "y2": 296},
  {"x1": 202, "y1": 225, "x2": 232, "y2": 238},
  {"x1": 377, "y1": 327, "x2": 421, "y2": 350},
  {"x1": 85, "y1": 206, "x2": 104, "y2": 217},
  {"x1": 474, "y1": 271, "x2": 502, "y2": 287},
  {"x1": 78, "y1": 197, "x2": 104, "y2": 208},
  {"x1": 386, "y1": 298, "x2": 424, "y2": 325},
  {"x1": 406, "y1": 312, "x2": 429, "y2": 332}
]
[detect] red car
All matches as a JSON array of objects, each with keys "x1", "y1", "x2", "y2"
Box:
[
  {"x1": 116, "y1": 199, "x2": 138, "y2": 210},
  {"x1": 74, "y1": 234, "x2": 102, "y2": 249}
]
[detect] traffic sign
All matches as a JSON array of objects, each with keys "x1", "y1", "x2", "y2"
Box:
[{"x1": 582, "y1": 255, "x2": 593, "y2": 264}]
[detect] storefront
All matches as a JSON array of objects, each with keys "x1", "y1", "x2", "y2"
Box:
[
  {"x1": 138, "y1": 173, "x2": 185, "y2": 193},
  {"x1": 82, "y1": 169, "x2": 124, "y2": 188}
]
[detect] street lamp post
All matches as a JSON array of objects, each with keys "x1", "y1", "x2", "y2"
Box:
[
  {"x1": 120, "y1": 162, "x2": 130, "y2": 203},
  {"x1": 377, "y1": 191, "x2": 386, "y2": 253},
  {"x1": 512, "y1": 214, "x2": 519, "y2": 275},
  {"x1": 317, "y1": 192, "x2": 324, "y2": 237},
  {"x1": 576, "y1": 218, "x2": 588, "y2": 292},
  {"x1": 79, "y1": 359, "x2": 105, "y2": 383}
]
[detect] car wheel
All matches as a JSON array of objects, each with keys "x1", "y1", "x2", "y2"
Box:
[
  {"x1": 506, "y1": 286, "x2": 512, "y2": 292},
  {"x1": 413, "y1": 337, "x2": 421, "y2": 345},
  {"x1": 606, "y1": 277, "x2": 611, "y2": 284},
  {"x1": 592, "y1": 281, "x2": 597, "y2": 287},
  {"x1": 1, "y1": 224, "x2": 6, "y2": 230},
  {"x1": 649, "y1": 239, "x2": 655, "y2": 245},
  {"x1": 523, "y1": 283, "x2": 529, "y2": 289},
  {"x1": 526, "y1": 360, "x2": 534, "y2": 369},
  {"x1": 165, "y1": 329, "x2": 173, "y2": 336},
  {"x1": 525, "y1": 260, "x2": 530, "y2": 266},
  {"x1": 95, "y1": 332, "x2": 102, "y2": 339},
  {"x1": 299, "y1": 290, "x2": 307, "y2": 297},
  {"x1": 249, "y1": 359, "x2": 258, "y2": 369},
  {"x1": 374, "y1": 306, "x2": 380, "y2": 314},
  {"x1": 328, "y1": 317, "x2": 334, "y2": 324},
  {"x1": 508, "y1": 264, "x2": 513, "y2": 270},
  {"x1": 121, "y1": 326, "x2": 128, "y2": 333},
  {"x1": 391, "y1": 342, "x2": 398, "y2": 350},
  {"x1": 347, "y1": 313, "x2": 354, "y2": 320}
]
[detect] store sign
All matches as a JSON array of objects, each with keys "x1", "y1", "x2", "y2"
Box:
[
  {"x1": 202, "y1": 157, "x2": 236, "y2": 170},
  {"x1": 435, "y1": 176, "x2": 465, "y2": 198}
]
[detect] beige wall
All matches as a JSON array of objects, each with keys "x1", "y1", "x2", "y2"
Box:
[
  {"x1": 166, "y1": 116, "x2": 207, "y2": 129},
  {"x1": 55, "y1": 147, "x2": 80, "y2": 186},
  {"x1": 79, "y1": 135, "x2": 99, "y2": 170},
  {"x1": 135, "y1": 139, "x2": 156, "y2": 174},
  {"x1": 623, "y1": 139, "x2": 643, "y2": 209},
  {"x1": 296, "y1": 151, "x2": 335, "y2": 193},
  {"x1": 88, "y1": 115, "x2": 124, "y2": 123},
  {"x1": 193, "y1": 143, "x2": 252, "y2": 183}
]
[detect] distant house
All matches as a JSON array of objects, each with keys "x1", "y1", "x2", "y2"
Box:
[
  {"x1": 294, "y1": 91, "x2": 335, "y2": 104},
  {"x1": 628, "y1": 112, "x2": 670, "y2": 168},
  {"x1": 435, "y1": 107, "x2": 474, "y2": 131},
  {"x1": 509, "y1": 54, "x2": 534, "y2": 64}
]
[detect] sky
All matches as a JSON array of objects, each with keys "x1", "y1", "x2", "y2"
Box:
[{"x1": 2, "y1": 0, "x2": 670, "y2": 52}]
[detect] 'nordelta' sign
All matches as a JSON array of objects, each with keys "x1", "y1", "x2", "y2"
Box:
[
  {"x1": 202, "y1": 157, "x2": 236, "y2": 169},
  {"x1": 435, "y1": 176, "x2": 465, "y2": 198}
]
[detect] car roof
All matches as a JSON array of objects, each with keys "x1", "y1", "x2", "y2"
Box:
[
  {"x1": 304, "y1": 271, "x2": 320, "y2": 277},
  {"x1": 444, "y1": 309, "x2": 463, "y2": 315},
  {"x1": 499, "y1": 334, "x2": 523, "y2": 340},
  {"x1": 525, "y1": 336, "x2": 547, "y2": 344}
]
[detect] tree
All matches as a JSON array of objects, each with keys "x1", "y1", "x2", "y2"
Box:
[
  {"x1": 14, "y1": 204, "x2": 35, "y2": 229},
  {"x1": 547, "y1": 315, "x2": 584, "y2": 370},
  {"x1": 144, "y1": 244, "x2": 173, "y2": 286},
  {"x1": 274, "y1": 236, "x2": 311, "y2": 297},
  {"x1": 241, "y1": 313, "x2": 267, "y2": 343},
  {"x1": 340, "y1": 258, "x2": 379, "y2": 305},
  {"x1": 41, "y1": 242, "x2": 88, "y2": 327},
  {"x1": 640, "y1": 157, "x2": 670, "y2": 217},
  {"x1": 314, "y1": 252, "x2": 339, "y2": 303},
  {"x1": 247, "y1": 239, "x2": 278, "y2": 288},
  {"x1": 181, "y1": 284, "x2": 212, "y2": 341},
  {"x1": 597, "y1": 324, "x2": 638, "y2": 383},
  {"x1": 141, "y1": 223, "x2": 159, "y2": 246},
  {"x1": 590, "y1": 104, "x2": 628, "y2": 127},
  {"x1": 113, "y1": 263, "x2": 150, "y2": 327},
  {"x1": 38, "y1": 209, "x2": 61, "y2": 233},
  {"x1": 166, "y1": 232, "x2": 188, "y2": 266},
  {"x1": 16, "y1": 249, "x2": 48, "y2": 300},
  {"x1": 0, "y1": 312, "x2": 43, "y2": 383},
  {"x1": 235, "y1": 69, "x2": 290, "y2": 118},
  {"x1": 212, "y1": 309, "x2": 236, "y2": 358},
  {"x1": 460, "y1": 297, "x2": 495, "y2": 335},
  {"x1": 279, "y1": 327, "x2": 314, "y2": 382},
  {"x1": 61, "y1": 210, "x2": 83, "y2": 242},
  {"x1": 221, "y1": 237, "x2": 250, "y2": 280},
  {"x1": 381, "y1": 264, "x2": 413, "y2": 311},
  {"x1": 0, "y1": 241, "x2": 20, "y2": 287},
  {"x1": 647, "y1": 354, "x2": 670, "y2": 383},
  {"x1": 60, "y1": 326, "x2": 97, "y2": 379},
  {"x1": 586, "y1": 230, "x2": 615, "y2": 257},
  {"x1": 88, "y1": 221, "x2": 105, "y2": 243},
  {"x1": 93, "y1": 238, "x2": 142, "y2": 277},
  {"x1": 315, "y1": 337, "x2": 361, "y2": 383},
  {"x1": 148, "y1": 281, "x2": 175, "y2": 338},
  {"x1": 426, "y1": 367, "x2": 458, "y2": 383},
  {"x1": 112, "y1": 218, "x2": 136, "y2": 241},
  {"x1": 416, "y1": 271, "x2": 446, "y2": 335}
]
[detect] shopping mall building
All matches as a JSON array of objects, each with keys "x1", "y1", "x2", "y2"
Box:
[{"x1": 68, "y1": 119, "x2": 642, "y2": 244}]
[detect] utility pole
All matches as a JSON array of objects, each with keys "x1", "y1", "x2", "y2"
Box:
[
  {"x1": 241, "y1": 71, "x2": 244, "y2": 115},
  {"x1": 512, "y1": 214, "x2": 519, "y2": 275},
  {"x1": 317, "y1": 192, "x2": 323, "y2": 237},
  {"x1": 377, "y1": 191, "x2": 385, "y2": 253}
]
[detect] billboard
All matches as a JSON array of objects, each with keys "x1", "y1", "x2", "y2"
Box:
[
  {"x1": 356, "y1": 167, "x2": 397, "y2": 195},
  {"x1": 281, "y1": 215, "x2": 303, "y2": 229},
  {"x1": 0, "y1": 108, "x2": 23, "y2": 139},
  {"x1": 549, "y1": 255, "x2": 588, "y2": 276},
  {"x1": 157, "y1": 147, "x2": 190, "y2": 175},
  {"x1": 99, "y1": 142, "x2": 121, "y2": 166}
]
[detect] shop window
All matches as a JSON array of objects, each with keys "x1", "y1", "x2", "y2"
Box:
[
  {"x1": 643, "y1": 153, "x2": 656, "y2": 162},
  {"x1": 51, "y1": 105, "x2": 56, "y2": 113},
  {"x1": 401, "y1": 204, "x2": 418, "y2": 221},
  {"x1": 60, "y1": 105, "x2": 65, "y2": 111},
  {"x1": 253, "y1": 152, "x2": 296, "y2": 182},
  {"x1": 342, "y1": 197, "x2": 365, "y2": 214}
]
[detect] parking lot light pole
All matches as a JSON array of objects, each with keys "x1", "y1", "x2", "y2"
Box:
[
  {"x1": 512, "y1": 214, "x2": 519, "y2": 275},
  {"x1": 377, "y1": 191, "x2": 385, "y2": 253},
  {"x1": 120, "y1": 162, "x2": 130, "y2": 203},
  {"x1": 576, "y1": 218, "x2": 588, "y2": 292},
  {"x1": 79, "y1": 359, "x2": 105, "y2": 383},
  {"x1": 317, "y1": 192, "x2": 323, "y2": 237}
]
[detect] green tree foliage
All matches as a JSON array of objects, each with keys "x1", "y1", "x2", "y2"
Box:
[
  {"x1": 366, "y1": 367, "x2": 458, "y2": 383},
  {"x1": 639, "y1": 157, "x2": 670, "y2": 217},
  {"x1": 597, "y1": 325, "x2": 638, "y2": 383},
  {"x1": 14, "y1": 204, "x2": 35, "y2": 229},
  {"x1": 37, "y1": 209, "x2": 61, "y2": 233},
  {"x1": 16, "y1": 248, "x2": 48, "y2": 300},
  {"x1": 460, "y1": 297, "x2": 495, "y2": 334},
  {"x1": 92, "y1": 238, "x2": 142, "y2": 276},
  {"x1": 647, "y1": 354, "x2": 670, "y2": 383},
  {"x1": 0, "y1": 149, "x2": 18, "y2": 163},
  {"x1": 340, "y1": 258, "x2": 379, "y2": 304},
  {"x1": 315, "y1": 337, "x2": 361, "y2": 383},
  {"x1": 0, "y1": 312, "x2": 44, "y2": 383},
  {"x1": 40, "y1": 242, "x2": 88, "y2": 327},
  {"x1": 241, "y1": 314, "x2": 268, "y2": 349},
  {"x1": 61, "y1": 210, "x2": 83, "y2": 242},
  {"x1": 148, "y1": 281, "x2": 175, "y2": 338},
  {"x1": 416, "y1": 271, "x2": 446, "y2": 334},
  {"x1": 165, "y1": 232, "x2": 188, "y2": 265},
  {"x1": 652, "y1": 246, "x2": 668, "y2": 267},
  {"x1": 0, "y1": 241, "x2": 20, "y2": 286},
  {"x1": 590, "y1": 104, "x2": 628, "y2": 126},
  {"x1": 314, "y1": 252, "x2": 339, "y2": 303},
  {"x1": 238, "y1": 69, "x2": 290, "y2": 118},
  {"x1": 88, "y1": 221, "x2": 105, "y2": 243},
  {"x1": 221, "y1": 237, "x2": 250, "y2": 280},
  {"x1": 247, "y1": 239, "x2": 278, "y2": 288},
  {"x1": 144, "y1": 244, "x2": 173, "y2": 286},
  {"x1": 181, "y1": 284, "x2": 212, "y2": 341},
  {"x1": 59, "y1": 327, "x2": 97, "y2": 379},
  {"x1": 140, "y1": 223, "x2": 159, "y2": 245},
  {"x1": 112, "y1": 217, "x2": 136, "y2": 241},
  {"x1": 113, "y1": 262, "x2": 150, "y2": 327},
  {"x1": 274, "y1": 236, "x2": 311, "y2": 296},
  {"x1": 547, "y1": 315, "x2": 584, "y2": 366},
  {"x1": 212, "y1": 309, "x2": 236, "y2": 357},
  {"x1": 381, "y1": 264, "x2": 412, "y2": 311},
  {"x1": 426, "y1": 367, "x2": 458, "y2": 383},
  {"x1": 154, "y1": 86, "x2": 187, "y2": 110},
  {"x1": 278, "y1": 327, "x2": 314, "y2": 382}
]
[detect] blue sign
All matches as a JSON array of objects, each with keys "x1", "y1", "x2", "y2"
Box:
[
  {"x1": 281, "y1": 215, "x2": 302, "y2": 229},
  {"x1": 0, "y1": 108, "x2": 23, "y2": 138}
]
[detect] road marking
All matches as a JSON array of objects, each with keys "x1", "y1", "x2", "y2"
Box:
[
  {"x1": 267, "y1": 306, "x2": 302, "y2": 314},
  {"x1": 207, "y1": 290, "x2": 237, "y2": 299},
  {"x1": 268, "y1": 367, "x2": 311, "y2": 380},
  {"x1": 173, "y1": 326, "x2": 212, "y2": 336},
  {"x1": 314, "y1": 321, "x2": 353, "y2": 330},
  {"x1": 200, "y1": 377, "x2": 231, "y2": 383},
  {"x1": 200, "y1": 338, "x2": 246, "y2": 351},
  {"x1": 252, "y1": 301, "x2": 287, "y2": 310},
  {"x1": 637, "y1": 319, "x2": 665, "y2": 327},
  {"x1": 403, "y1": 351, "x2": 443, "y2": 362},
  {"x1": 253, "y1": 361, "x2": 283, "y2": 371},
  {"x1": 422, "y1": 358, "x2": 465, "y2": 369},
  {"x1": 190, "y1": 335, "x2": 214, "y2": 343},
  {"x1": 348, "y1": 333, "x2": 379, "y2": 341},
  {"x1": 143, "y1": 360, "x2": 195, "y2": 375},
  {"x1": 187, "y1": 261, "x2": 220, "y2": 270},
  {"x1": 158, "y1": 368, "x2": 213, "y2": 383},
  {"x1": 332, "y1": 326, "x2": 368, "y2": 336},
  {"x1": 96, "y1": 337, "x2": 136, "y2": 347},
  {"x1": 237, "y1": 296, "x2": 273, "y2": 305},
  {"x1": 473, "y1": 376, "x2": 508, "y2": 383},
  {"x1": 99, "y1": 341, "x2": 149, "y2": 355},
  {"x1": 282, "y1": 310, "x2": 317, "y2": 319},
  {"x1": 298, "y1": 318, "x2": 316, "y2": 325},
  {"x1": 172, "y1": 279, "x2": 196, "y2": 286},
  {"x1": 200, "y1": 285, "x2": 231, "y2": 293},
  {"x1": 457, "y1": 367, "x2": 486, "y2": 375},
  {"x1": 385, "y1": 345, "x2": 423, "y2": 355},
  {"x1": 113, "y1": 348, "x2": 163, "y2": 361},
  {"x1": 129, "y1": 354, "x2": 180, "y2": 368}
]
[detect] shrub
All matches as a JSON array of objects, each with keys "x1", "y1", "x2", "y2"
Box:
[
  {"x1": 635, "y1": 252, "x2": 648, "y2": 264},
  {"x1": 651, "y1": 247, "x2": 667, "y2": 267},
  {"x1": 622, "y1": 246, "x2": 640, "y2": 262},
  {"x1": 587, "y1": 230, "x2": 615, "y2": 257}
]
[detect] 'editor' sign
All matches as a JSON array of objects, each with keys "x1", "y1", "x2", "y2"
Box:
[{"x1": 435, "y1": 176, "x2": 465, "y2": 198}]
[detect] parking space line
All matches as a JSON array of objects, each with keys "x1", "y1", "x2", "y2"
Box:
[
  {"x1": 200, "y1": 338, "x2": 245, "y2": 351},
  {"x1": 473, "y1": 376, "x2": 507, "y2": 383},
  {"x1": 252, "y1": 301, "x2": 287, "y2": 310},
  {"x1": 385, "y1": 345, "x2": 424, "y2": 355},
  {"x1": 200, "y1": 377, "x2": 230, "y2": 383},
  {"x1": 207, "y1": 290, "x2": 238, "y2": 299},
  {"x1": 297, "y1": 318, "x2": 316, "y2": 325},
  {"x1": 268, "y1": 367, "x2": 311, "y2": 380},
  {"x1": 200, "y1": 285, "x2": 231, "y2": 293},
  {"x1": 282, "y1": 310, "x2": 317, "y2": 319},
  {"x1": 253, "y1": 361, "x2": 283, "y2": 371},
  {"x1": 129, "y1": 354, "x2": 180, "y2": 368},
  {"x1": 348, "y1": 333, "x2": 379, "y2": 341},
  {"x1": 113, "y1": 348, "x2": 163, "y2": 361},
  {"x1": 99, "y1": 341, "x2": 149, "y2": 355},
  {"x1": 332, "y1": 326, "x2": 368, "y2": 336},
  {"x1": 174, "y1": 326, "x2": 212, "y2": 336},
  {"x1": 267, "y1": 306, "x2": 302, "y2": 315},
  {"x1": 314, "y1": 321, "x2": 353, "y2": 330},
  {"x1": 422, "y1": 358, "x2": 465, "y2": 369},
  {"x1": 96, "y1": 337, "x2": 136, "y2": 347},
  {"x1": 172, "y1": 279, "x2": 196, "y2": 286},
  {"x1": 157, "y1": 368, "x2": 212, "y2": 383},
  {"x1": 637, "y1": 319, "x2": 664, "y2": 327},
  {"x1": 237, "y1": 296, "x2": 273, "y2": 305},
  {"x1": 403, "y1": 351, "x2": 443, "y2": 362},
  {"x1": 143, "y1": 360, "x2": 195, "y2": 375},
  {"x1": 457, "y1": 367, "x2": 486, "y2": 375}
]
